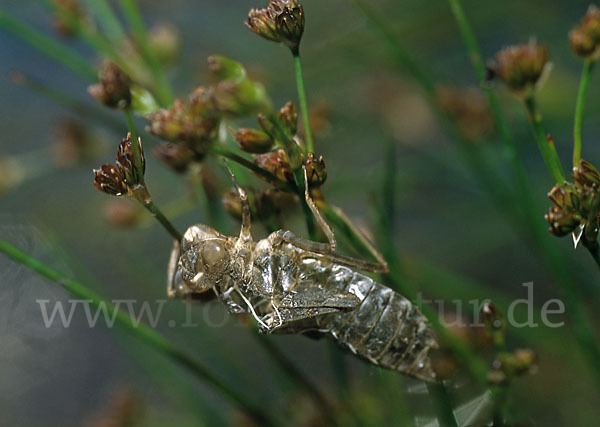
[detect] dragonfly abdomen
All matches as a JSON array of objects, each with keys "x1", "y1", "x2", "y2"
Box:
[{"x1": 316, "y1": 267, "x2": 438, "y2": 382}]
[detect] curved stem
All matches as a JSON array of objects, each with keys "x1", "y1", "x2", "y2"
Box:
[
  {"x1": 523, "y1": 97, "x2": 566, "y2": 184},
  {"x1": 140, "y1": 197, "x2": 183, "y2": 241},
  {"x1": 0, "y1": 238, "x2": 274, "y2": 427},
  {"x1": 293, "y1": 53, "x2": 314, "y2": 153},
  {"x1": 573, "y1": 60, "x2": 594, "y2": 167}
]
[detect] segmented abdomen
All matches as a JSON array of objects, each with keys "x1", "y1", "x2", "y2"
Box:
[{"x1": 314, "y1": 265, "x2": 438, "y2": 382}]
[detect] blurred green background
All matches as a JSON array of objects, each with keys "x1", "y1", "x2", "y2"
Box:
[{"x1": 1, "y1": 0, "x2": 600, "y2": 426}]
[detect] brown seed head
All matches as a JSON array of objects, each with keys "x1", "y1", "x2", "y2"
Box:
[
  {"x1": 276, "y1": 101, "x2": 298, "y2": 136},
  {"x1": 234, "y1": 128, "x2": 273, "y2": 153},
  {"x1": 489, "y1": 42, "x2": 550, "y2": 96},
  {"x1": 93, "y1": 164, "x2": 127, "y2": 196},
  {"x1": 88, "y1": 60, "x2": 131, "y2": 109},
  {"x1": 570, "y1": 6, "x2": 600, "y2": 59},
  {"x1": 254, "y1": 149, "x2": 294, "y2": 183},
  {"x1": 246, "y1": 0, "x2": 305, "y2": 53},
  {"x1": 116, "y1": 133, "x2": 145, "y2": 187},
  {"x1": 146, "y1": 87, "x2": 221, "y2": 153},
  {"x1": 304, "y1": 152, "x2": 327, "y2": 187}
]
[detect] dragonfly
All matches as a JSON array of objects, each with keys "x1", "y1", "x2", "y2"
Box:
[{"x1": 167, "y1": 162, "x2": 439, "y2": 382}]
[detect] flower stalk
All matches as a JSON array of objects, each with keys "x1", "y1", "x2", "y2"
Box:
[
  {"x1": 293, "y1": 53, "x2": 314, "y2": 153},
  {"x1": 573, "y1": 59, "x2": 594, "y2": 167},
  {"x1": 523, "y1": 96, "x2": 566, "y2": 185}
]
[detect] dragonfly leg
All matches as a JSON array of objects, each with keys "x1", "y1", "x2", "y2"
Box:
[
  {"x1": 303, "y1": 165, "x2": 336, "y2": 251},
  {"x1": 328, "y1": 204, "x2": 389, "y2": 274},
  {"x1": 222, "y1": 160, "x2": 252, "y2": 242},
  {"x1": 301, "y1": 165, "x2": 389, "y2": 274}
]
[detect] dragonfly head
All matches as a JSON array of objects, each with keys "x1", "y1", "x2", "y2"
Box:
[{"x1": 167, "y1": 224, "x2": 232, "y2": 298}]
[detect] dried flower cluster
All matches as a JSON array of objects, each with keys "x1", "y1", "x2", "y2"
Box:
[
  {"x1": 93, "y1": 133, "x2": 145, "y2": 197},
  {"x1": 88, "y1": 60, "x2": 132, "y2": 109},
  {"x1": 246, "y1": 0, "x2": 305, "y2": 53},
  {"x1": 545, "y1": 159, "x2": 600, "y2": 238},
  {"x1": 147, "y1": 57, "x2": 271, "y2": 174},
  {"x1": 570, "y1": 5, "x2": 600, "y2": 60},
  {"x1": 488, "y1": 41, "x2": 550, "y2": 97},
  {"x1": 146, "y1": 87, "x2": 220, "y2": 154}
]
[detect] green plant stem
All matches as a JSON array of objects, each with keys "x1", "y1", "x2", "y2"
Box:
[
  {"x1": 523, "y1": 97, "x2": 566, "y2": 184},
  {"x1": 139, "y1": 197, "x2": 183, "y2": 241},
  {"x1": 119, "y1": 0, "x2": 174, "y2": 106},
  {"x1": 0, "y1": 238, "x2": 273, "y2": 427},
  {"x1": 0, "y1": 8, "x2": 96, "y2": 81},
  {"x1": 428, "y1": 383, "x2": 458, "y2": 427},
  {"x1": 573, "y1": 60, "x2": 594, "y2": 167},
  {"x1": 292, "y1": 53, "x2": 314, "y2": 153}
]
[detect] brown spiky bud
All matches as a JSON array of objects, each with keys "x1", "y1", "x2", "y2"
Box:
[
  {"x1": 304, "y1": 153, "x2": 327, "y2": 187},
  {"x1": 275, "y1": 4, "x2": 304, "y2": 53},
  {"x1": 276, "y1": 101, "x2": 298, "y2": 136},
  {"x1": 254, "y1": 149, "x2": 294, "y2": 183},
  {"x1": 570, "y1": 6, "x2": 600, "y2": 59},
  {"x1": 246, "y1": 0, "x2": 305, "y2": 53},
  {"x1": 234, "y1": 128, "x2": 273, "y2": 153},
  {"x1": 93, "y1": 164, "x2": 127, "y2": 196},
  {"x1": 88, "y1": 60, "x2": 131, "y2": 109},
  {"x1": 437, "y1": 86, "x2": 494, "y2": 141},
  {"x1": 488, "y1": 41, "x2": 550, "y2": 97},
  {"x1": 116, "y1": 133, "x2": 145, "y2": 188},
  {"x1": 545, "y1": 205, "x2": 582, "y2": 237},
  {"x1": 153, "y1": 143, "x2": 196, "y2": 173},
  {"x1": 573, "y1": 158, "x2": 600, "y2": 189},
  {"x1": 544, "y1": 160, "x2": 600, "y2": 239},
  {"x1": 246, "y1": 7, "x2": 280, "y2": 42},
  {"x1": 146, "y1": 87, "x2": 221, "y2": 153},
  {"x1": 93, "y1": 134, "x2": 146, "y2": 197}
]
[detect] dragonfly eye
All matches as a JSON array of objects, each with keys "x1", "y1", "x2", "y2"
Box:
[{"x1": 202, "y1": 240, "x2": 227, "y2": 272}]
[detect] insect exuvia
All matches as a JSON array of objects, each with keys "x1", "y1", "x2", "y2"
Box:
[{"x1": 167, "y1": 161, "x2": 439, "y2": 382}]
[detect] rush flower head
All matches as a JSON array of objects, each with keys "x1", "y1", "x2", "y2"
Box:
[
  {"x1": 88, "y1": 60, "x2": 132, "y2": 109},
  {"x1": 570, "y1": 5, "x2": 600, "y2": 60},
  {"x1": 246, "y1": 0, "x2": 305, "y2": 53},
  {"x1": 488, "y1": 41, "x2": 550, "y2": 97},
  {"x1": 146, "y1": 87, "x2": 221, "y2": 154},
  {"x1": 93, "y1": 134, "x2": 146, "y2": 197},
  {"x1": 254, "y1": 149, "x2": 294, "y2": 184},
  {"x1": 93, "y1": 164, "x2": 128, "y2": 196},
  {"x1": 545, "y1": 159, "x2": 600, "y2": 238},
  {"x1": 234, "y1": 128, "x2": 273, "y2": 153},
  {"x1": 304, "y1": 152, "x2": 327, "y2": 187}
]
